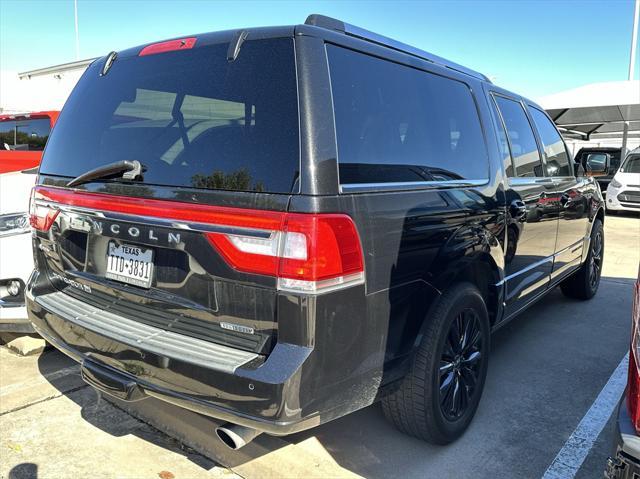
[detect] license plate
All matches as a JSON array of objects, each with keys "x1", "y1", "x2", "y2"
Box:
[{"x1": 105, "y1": 242, "x2": 154, "y2": 288}]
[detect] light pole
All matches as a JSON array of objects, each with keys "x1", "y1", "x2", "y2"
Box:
[
  {"x1": 630, "y1": 0, "x2": 639, "y2": 81},
  {"x1": 74, "y1": 0, "x2": 80, "y2": 60},
  {"x1": 622, "y1": 0, "x2": 639, "y2": 157}
]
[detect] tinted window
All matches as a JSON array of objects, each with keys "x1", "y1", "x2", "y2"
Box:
[
  {"x1": 494, "y1": 96, "x2": 543, "y2": 178},
  {"x1": 488, "y1": 100, "x2": 514, "y2": 177},
  {"x1": 41, "y1": 38, "x2": 299, "y2": 193},
  {"x1": 0, "y1": 121, "x2": 15, "y2": 150},
  {"x1": 0, "y1": 118, "x2": 50, "y2": 151},
  {"x1": 529, "y1": 107, "x2": 570, "y2": 176},
  {"x1": 327, "y1": 45, "x2": 488, "y2": 185},
  {"x1": 623, "y1": 155, "x2": 640, "y2": 174}
]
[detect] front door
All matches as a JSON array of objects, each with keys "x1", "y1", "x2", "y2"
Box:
[{"x1": 527, "y1": 105, "x2": 590, "y2": 281}]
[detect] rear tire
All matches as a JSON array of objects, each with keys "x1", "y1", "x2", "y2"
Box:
[
  {"x1": 381, "y1": 283, "x2": 490, "y2": 444},
  {"x1": 560, "y1": 218, "x2": 604, "y2": 300}
]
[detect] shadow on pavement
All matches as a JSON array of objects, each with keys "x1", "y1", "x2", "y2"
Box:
[
  {"x1": 34, "y1": 354, "x2": 218, "y2": 472},
  {"x1": 8, "y1": 463, "x2": 37, "y2": 479}
]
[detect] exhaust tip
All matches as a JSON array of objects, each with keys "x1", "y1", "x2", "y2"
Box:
[
  {"x1": 215, "y1": 424, "x2": 261, "y2": 450},
  {"x1": 216, "y1": 427, "x2": 242, "y2": 450}
]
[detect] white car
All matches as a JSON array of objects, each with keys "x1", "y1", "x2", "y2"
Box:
[
  {"x1": 606, "y1": 151, "x2": 640, "y2": 214},
  {"x1": 0, "y1": 170, "x2": 37, "y2": 332}
]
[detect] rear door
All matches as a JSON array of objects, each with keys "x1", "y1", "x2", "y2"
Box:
[
  {"x1": 490, "y1": 93, "x2": 559, "y2": 316},
  {"x1": 34, "y1": 35, "x2": 300, "y2": 356}
]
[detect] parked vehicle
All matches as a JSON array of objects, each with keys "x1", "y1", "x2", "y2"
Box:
[
  {"x1": 26, "y1": 15, "x2": 605, "y2": 447},
  {"x1": 0, "y1": 112, "x2": 59, "y2": 174},
  {"x1": 606, "y1": 149, "x2": 640, "y2": 213},
  {"x1": 606, "y1": 267, "x2": 640, "y2": 478},
  {"x1": 0, "y1": 111, "x2": 58, "y2": 332},
  {"x1": 574, "y1": 147, "x2": 624, "y2": 195}
]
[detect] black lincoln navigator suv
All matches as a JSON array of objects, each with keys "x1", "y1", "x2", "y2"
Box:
[{"x1": 27, "y1": 15, "x2": 605, "y2": 448}]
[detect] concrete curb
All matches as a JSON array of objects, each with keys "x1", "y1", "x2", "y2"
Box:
[{"x1": 0, "y1": 333, "x2": 46, "y2": 356}]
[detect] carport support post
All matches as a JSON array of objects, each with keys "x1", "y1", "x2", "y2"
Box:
[{"x1": 621, "y1": 121, "x2": 630, "y2": 159}]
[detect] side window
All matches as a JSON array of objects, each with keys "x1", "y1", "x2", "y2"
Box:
[
  {"x1": 0, "y1": 119, "x2": 50, "y2": 152},
  {"x1": 20, "y1": 119, "x2": 51, "y2": 151},
  {"x1": 488, "y1": 98, "x2": 514, "y2": 177},
  {"x1": 327, "y1": 45, "x2": 489, "y2": 185},
  {"x1": 0, "y1": 121, "x2": 16, "y2": 151},
  {"x1": 493, "y1": 96, "x2": 544, "y2": 178},
  {"x1": 529, "y1": 107, "x2": 571, "y2": 176}
]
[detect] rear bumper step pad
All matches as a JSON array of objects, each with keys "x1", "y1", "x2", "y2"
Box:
[{"x1": 36, "y1": 291, "x2": 258, "y2": 373}]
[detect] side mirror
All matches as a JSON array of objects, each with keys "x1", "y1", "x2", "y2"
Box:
[
  {"x1": 585, "y1": 153, "x2": 609, "y2": 174},
  {"x1": 574, "y1": 161, "x2": 585, "y2": 177}
]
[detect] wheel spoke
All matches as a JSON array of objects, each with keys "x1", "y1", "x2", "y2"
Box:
[
  {"x1": 461, "y1": 366, "x2": 478, "y2": 391},
  {"x1": 451, "y1": 375, "x2": 461, "y2": 415},
  {"x1": 463, "y1": 329, "x2": 481, "y2": 354},
  {"x1": 460, "y1": 312, "x2": 474, "y2": 350},
  {"x1": 440, "y1": 371, "x2": 454, "y2": 395},
  {"x1": 461, "y1": 374, "x2": 471, "y2": 409},
  {"x1": 440, "y1": 360, "x2": 454, "y2": 377},
  {"x1": 463, "y1": 350, "x2": 481, "y2": 365},
  {"x1": 440, "y1": 372, "x2": 455, "y2": 410}
]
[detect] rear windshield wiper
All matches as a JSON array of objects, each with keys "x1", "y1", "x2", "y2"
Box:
[{"x1": 66, "y1": 160, "x2": 144, "y2": 188}]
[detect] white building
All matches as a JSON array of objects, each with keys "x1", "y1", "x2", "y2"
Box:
[{"x1": 0, "y1": 58, "x2": 94, "y2": 114}]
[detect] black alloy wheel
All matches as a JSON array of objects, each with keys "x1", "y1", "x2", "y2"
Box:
[
  {"x1": 439, "y1": 309, "x2": 483, "y2": 421},
  {"x1": 588, "y1": 229, "x2": 603, "y2": 290},
  {"x1": 560, "y1": 217, "x2": 604, "y2": 300}
]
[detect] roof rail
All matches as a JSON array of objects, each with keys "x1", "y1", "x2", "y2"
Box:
[{"x1": 305, "y1": 14, "x2": 490, "y2": 83}]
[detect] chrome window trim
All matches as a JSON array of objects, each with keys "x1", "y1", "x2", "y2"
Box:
[
  {"x1": 339, "y1": 179, "x2": 489, "y2": 194},
  {"x1": 507, "y1": 177, "x2": 557, "y2": 186}
]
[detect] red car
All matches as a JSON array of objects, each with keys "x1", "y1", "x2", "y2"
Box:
[
  {"x1": 607, "y1": 267, "x2": 640, "y2": 478},
  {"x1": 0, "y1": 111, "x2": 58, "y2": 332},
  {"x1": 0, "y1": 111, "x2": 59, "y2": 174}
]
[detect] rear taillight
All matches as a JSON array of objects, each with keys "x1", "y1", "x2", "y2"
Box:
[
  {"x1": 30, "y1": 186, "x2": 365, "y2": 294},
  {"x1": 626, "y1": 271, "x2": 640, "y2": 432},
  {"x1": 207, "y1": 213, "x2": 364, "y2": 293},
  {"x1": 29, "y1": 187, "x2": 59, "y2": 232}
]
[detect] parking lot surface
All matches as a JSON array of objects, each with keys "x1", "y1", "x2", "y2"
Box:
[{"x1": 1, "y1": 213, "x2": 638, "y2": 479}]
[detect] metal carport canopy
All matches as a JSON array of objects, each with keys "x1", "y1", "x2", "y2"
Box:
[{"x1": 539, "y1": 80, "x2": 640, "y2": 140}]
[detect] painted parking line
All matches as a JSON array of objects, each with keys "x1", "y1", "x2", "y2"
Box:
[{"x1": 542, "y1": 352, "x2": 629, "y2": 479}]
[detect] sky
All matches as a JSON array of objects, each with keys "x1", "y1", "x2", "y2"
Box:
[{"x1": 0, "y1": 0, "x2": 638, "y2": 99}]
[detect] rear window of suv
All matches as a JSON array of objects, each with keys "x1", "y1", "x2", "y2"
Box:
[
  {"x1": 41, "y1": 38, "x2": 299, "y2": 194},
  {"x1": 327, "y1": 44, "x2": 488, "y2": 186}
]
